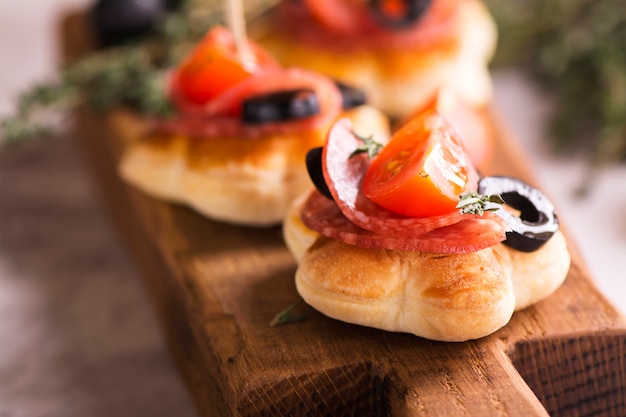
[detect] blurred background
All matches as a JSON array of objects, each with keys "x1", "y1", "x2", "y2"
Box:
[{"x1": 1, "y1": 0, "x2": 625, "y2": 416}]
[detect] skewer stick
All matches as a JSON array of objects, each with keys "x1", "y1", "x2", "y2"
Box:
[{"x1": 225, "y1": 0, "x2": 251, "y2": 64}]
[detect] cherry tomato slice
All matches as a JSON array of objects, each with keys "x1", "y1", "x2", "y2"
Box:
[
  {"x1": 173, "y1": 26, "x2": 278, "y2": 106},
  {"x1": 362, "y1": 108, "x2": 476, "y2": 217},
  {"x1": 398, "y1": 90, "x2": 495, "y2": 170}
]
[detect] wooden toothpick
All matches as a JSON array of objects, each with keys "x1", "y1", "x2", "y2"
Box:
[{"x1": 225, "y1": 0, "x2": 251, "y2": 64}]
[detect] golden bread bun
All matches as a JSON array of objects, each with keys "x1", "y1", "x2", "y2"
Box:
[
  {"x1": 254, "y1": 0, "x2": 496, "y2": 119},
  {"x1": 283, "y1": 191, "x2": 321, "y2": 260},
  {"x1": 283, "y1": 193, "x2": 571, "y2": 341},
  {"x1": 118, "y1": 105, "x2": 389, "y2": 226}
]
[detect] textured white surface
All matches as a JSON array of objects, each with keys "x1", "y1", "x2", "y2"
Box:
[
  {"x1": 0, "y1": 0, "x2": 87, "y2": 115},
  {"x1": 1, "y1": 1, "x2": 625, "y2": 416}
]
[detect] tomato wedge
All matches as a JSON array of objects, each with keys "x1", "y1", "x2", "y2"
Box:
[
  {"x1": 362, "y1": 108, "x2": 477, "y2": 217},
  {"x1": 172, "y1": 26, "x2": 278, "y2": 106},
  {"x1": 398, "y1": 90, "x2": 495, "y2": 170}
]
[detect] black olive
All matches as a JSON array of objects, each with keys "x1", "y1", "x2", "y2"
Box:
[
  {"x1": 242, "y1": 89, "x2": 320, "y2": 124},
  {"x1": 334, "y1": 80, "x2": 367, "y2": 109},
  {"x1": 369, "y1": 0, "x2": 432, "y2": 29},
  {"x1": 478, "y1": 176, "x2": 559, "y2": 252},
  {"x1": 163, "y1": 0, "x2": 185, "y2": 11},
  {"x1": 90, "y1": 0, "x2": 165, "y2": 47},
  {"x1": 306, "y1": 147, "x2": 333, "y2": 200}
]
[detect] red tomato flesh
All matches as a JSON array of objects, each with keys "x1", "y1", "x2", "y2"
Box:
[
  {"x1": 379, "y1": 0, "x2": 411, "y2": 20},
  {"x1": 362, "y1": 109, "x2": 476, "y2": 217},
  {"x1": 173, "y1": 26, "x2": 278, "y2": 106}
]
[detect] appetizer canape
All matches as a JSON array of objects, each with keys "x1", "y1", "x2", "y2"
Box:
[
  {"x1": 253, "y1": 0, "x2": 496, "y2": 120},
  {"x1": 284, "y1": 107, "x2": 570, "y2": 341},
  {"x1": 119, "y1": 26, "x2": 390, "y2": 226}
]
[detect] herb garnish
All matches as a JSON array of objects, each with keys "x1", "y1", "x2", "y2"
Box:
[
  {"x1": 1, "y1": 46, "x2": 178, "y2": 145},
  {"x1": 484, "y1": 0, "x2": 626, "y2": 175},
  {"x1": 7, "y1": 0, "x2": 622, "y2": 184},
  {"x1": 456, "y1": 191, "x2": 504, "y2": 216},
  {"x1": 349, "y1": 131, "x2": 384, "y2": 159},
  {"x1": 269, "y1": 302, "x2": 307, "y2": 327},
  {"x1": 0, "y1": 0, "x2": 273, "y2": 146}
]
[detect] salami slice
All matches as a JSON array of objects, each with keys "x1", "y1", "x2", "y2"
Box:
[
  {"x1": 275, "y1": 0, "x2": 460, "y2": 51},
  {"x1": 322, "y1": 118, "x2": 505, "y2": 239},
  {"x1": 159, "y1": 68, "x2": 343, "y2": 139},
  {"x1": 301, "y1": 191, "x2": 506, "y2": 253}
]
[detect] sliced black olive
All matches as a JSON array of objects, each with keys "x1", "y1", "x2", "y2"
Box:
[
  {"x1": 242, "y1": 89, "x2": 320, "y2": 124},
  {"x1": 90, "y1": 0, "x2": 165, "y2": 47},
  {"x1": 306, "y1": 147, "x2": 333, "y2": 200},
  {"x1": 334, "y1": 80, "x2": 367, "y2": 109},
  {"x1": 369, "y1": 0, "x2": 432, "y2": 29},
  {"x1": 478, "y1": 176, "x2": 559, "y2": 252}
]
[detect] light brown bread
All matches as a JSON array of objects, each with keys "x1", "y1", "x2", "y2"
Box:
[
  {"x1": 284, "y1": 195, "x2": 571, "y2": 341},
  {"x1": 118, "y1": 105, "x2": 389, "y2": 226},
  {"x1": 254, "y1": 0, "x2": 496, "y2": 119}
]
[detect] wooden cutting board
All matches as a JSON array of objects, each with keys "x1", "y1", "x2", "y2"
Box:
[
  {"x1": 71, "y1": 107, "x2": 626, "y2": 417},
  {"x1": 62, "y1": 11, "x2": 626, "y2": 417}
]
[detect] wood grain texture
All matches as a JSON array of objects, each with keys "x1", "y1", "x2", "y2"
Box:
[{"x1": 70, "y1": 105, "x2": 626, "y2": 417}]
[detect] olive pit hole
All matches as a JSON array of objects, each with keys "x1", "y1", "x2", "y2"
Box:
[{"x1": 501, "y1": 192, "x2": 541, "y2": 223}]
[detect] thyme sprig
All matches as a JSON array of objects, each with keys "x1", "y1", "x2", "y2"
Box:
[
  {"x1": 350, "y1": 131, "x2": 384, "y2": 159},
  {"x1": 0, "y1": 81, "x2": 78, "y2": 144},
  {"x1": 1, "y1": 17, "x2": 183, "y2": 145},
  {"x1": 270, "y1": 302, "x2": 307, "y2": 327},
  {"x1": 484, "y1": 0, "x2": 626, "y2": 170},
  {"x1": 0, "y1": 0, "x2": 275, "y2": 146},
  {"x1": 457, "y1": 191, "x2": 504, "y2": 216}
]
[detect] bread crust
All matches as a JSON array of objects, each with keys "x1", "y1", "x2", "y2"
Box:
[
  {"x1": 285, "y1": 194, "x2": 571, "y2": 341},
  {"x1": 118, "y1": 105, "x2": 389, "y2": 226}
]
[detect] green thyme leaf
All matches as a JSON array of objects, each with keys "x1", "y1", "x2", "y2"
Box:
[
  {"x1": 1, "y1": 118, "x2": 53, "y2": 145},
  {"x1": 457, "y1": 191, "x2": 504, "y2": 216},
  {"x1": 270, "y1": 302, "x2": 307, "y2": 327},
  {"x1": 349, "y1": 131, "x2": 384, "y2": 159}
]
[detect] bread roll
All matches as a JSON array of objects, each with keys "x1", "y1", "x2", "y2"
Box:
[
  {"x1": 119, "y1": 105, "x2": 390, "y2": 226},
  {"x1": 284, "y1": 194, "x2": 571, "y2": 341},
  {"x1": 254, "y1": 0, "x2": 496, "y2": 120}
]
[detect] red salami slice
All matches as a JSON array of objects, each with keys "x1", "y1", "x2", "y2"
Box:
[
  {"x1": 322, "y1": 118, "x2": 504, "y2": 239},
  {"x1": 301, "y1": 191, "x2": 506, "y2": 253},
  {"x1": 275, "y1": 0, "x2": 460, "y2": 51},
  {"x1": 157, "y1": 68, "x2": 343, "y2": 138}
]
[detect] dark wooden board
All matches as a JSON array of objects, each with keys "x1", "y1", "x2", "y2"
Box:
[
  {"x1": 71, "y1": 105, "x2": 626, "y2": 417},
  {"x1": 60, "y1": 9, "x2": 626, "y2": 416}
]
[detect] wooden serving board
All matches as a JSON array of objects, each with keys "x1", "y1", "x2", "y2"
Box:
[
  {"x1": 62, "y1": 11, "x2": 626, "y2": 417},
  {"x1": 71, "y1": 106, "x2": 626, "y2": 417}
]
